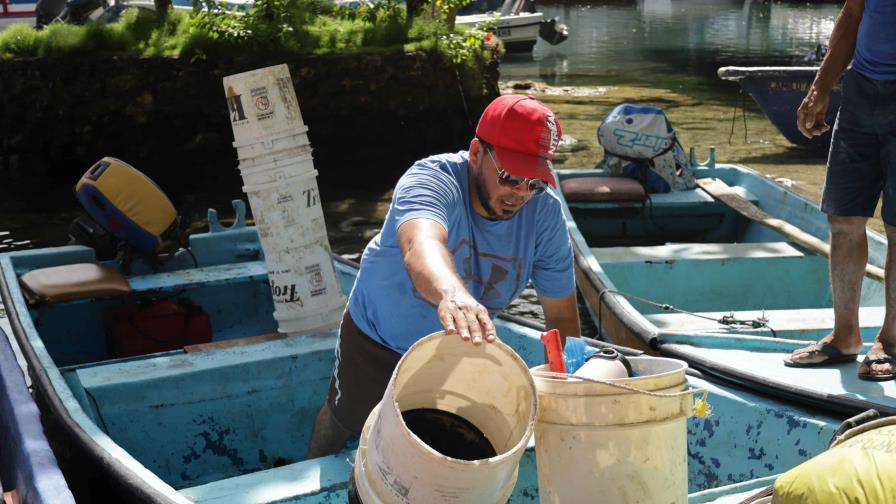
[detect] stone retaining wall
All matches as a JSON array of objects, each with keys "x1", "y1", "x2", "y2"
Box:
[{"x1": 0, "y1": 52, "x2": 499, "y2": 211}]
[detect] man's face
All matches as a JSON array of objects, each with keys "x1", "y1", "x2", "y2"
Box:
[{"x1": 473, "y1": 145, "x2": 537, "y2": 221}]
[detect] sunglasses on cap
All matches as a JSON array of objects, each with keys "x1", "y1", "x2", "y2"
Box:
[{"x1": 484, "y1": 147, "x2": 548, "y2": 196}]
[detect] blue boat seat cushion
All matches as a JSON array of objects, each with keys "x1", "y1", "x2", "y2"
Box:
[
  {"x1": 19, "y1": 263, "x2": 132, "y2": 304},
  {"x1": 560, "y1": 176, "x2": 647, "y2": 202}
]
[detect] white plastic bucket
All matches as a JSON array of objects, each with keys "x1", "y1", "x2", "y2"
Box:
[
  {"x1": 234, "y1": 129, "x2": 311, "y2": 165},
  {"x1": 354, "y1": 331, "x2": 538, "y2": 504},
  {"x1": 223, "y1": 64, "x2": 305, "y2": 146},
  {"x1": 224, "y1": 64, "x2": 345, "y2": 335},
  {"x1": 242, "y1": 169, "x2": 346, "y2": 334},
  {"x1": 238, "y1": 151, "x2": 315, "y2": 187},
  {"x1": 532, "y1": 356, "x2": 694, "y2": 504}
]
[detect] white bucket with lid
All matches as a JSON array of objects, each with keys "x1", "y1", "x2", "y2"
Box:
[
  {"x1": 353, "y1": 331, "x2": 538, "y2": 504},
  {"x1": 531, "y1": 356, "x2": 698, "y2": 504},
  {"x1": 242, "y1": 170, "x2": 345, "y2": 334}
]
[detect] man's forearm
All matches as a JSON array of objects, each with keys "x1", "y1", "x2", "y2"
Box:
[
  {"x1": 813, "y1": 1, "x2": 863, "y2": 93},
  {"x1": 403, "y1": 238, "x2": 467, "y2": 306}
]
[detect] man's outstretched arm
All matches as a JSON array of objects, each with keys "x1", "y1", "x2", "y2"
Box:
[{"x1": 397, "y1": 218, "x2": 496, "y2": 345}]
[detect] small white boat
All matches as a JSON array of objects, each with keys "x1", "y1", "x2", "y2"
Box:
[{"x1": 456, "y1": 0, "x2": 567, "y2": 53}]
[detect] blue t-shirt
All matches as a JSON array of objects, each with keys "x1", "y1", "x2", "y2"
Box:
[
  {"x1": 853, "y1": 0, "x2": 896, "y2": 80},
  {"x1": 348, "y1": 151, "x2": 575, "y2": 353}
]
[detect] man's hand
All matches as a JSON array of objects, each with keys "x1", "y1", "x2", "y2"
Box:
[
  {"x1": 797, "y1": 86, "x2": 831, "y2": 138},
  {"x1": 437, "y1": 290, "x2": 496, "y2": 345}
]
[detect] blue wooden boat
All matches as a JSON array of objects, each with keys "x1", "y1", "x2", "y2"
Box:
[
  {"x1": 0, "y1": 202, "x2": 848, "y2": 502},
  {"x1": 718, "y1": 66, "x2": 841, "y2": 149},
  {"x1": 559, "y1": 148, "x2": 894, "y2": 421},
  {"x1": 0, "y1": 325, "x2": 75, "y2": 503}
]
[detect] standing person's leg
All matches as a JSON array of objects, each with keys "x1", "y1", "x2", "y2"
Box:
[
  {"x1": 858, "y1": 77, "x2": 896, "y2": 380},
  {"x1": 307, "y1": 310, "x2": 402, "y2": 458},
  {"x1": 786, "y1": 215, "x2": 866, "y2": 366},
  {"x1": 786, "y1": 68, "x2": 878, "y2": 367},
  {"x1": 858, "y1": 224, "x2": 896, "y2": 380}
]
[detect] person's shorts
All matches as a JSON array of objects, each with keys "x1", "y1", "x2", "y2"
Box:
[
  {"x1": 821, "y1": 68, "x2": 896, "y2": 225},
  {"x1": 327, "y1": 309, "x2": 402, "y2": 435}
]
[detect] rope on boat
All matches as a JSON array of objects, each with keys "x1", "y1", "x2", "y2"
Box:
[
  {"x1": 728, "y1": 89, "x2": 749, "y2": 145},
  {"x1": 596, "y1": 288, "x2": 778, "y2": 338},
  {"x1": 531, "y1": 369, "x2": 713, "y2": 418}
]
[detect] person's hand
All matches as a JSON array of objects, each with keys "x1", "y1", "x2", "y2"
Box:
[
  {"x1": 797, "y1": 86, "x2": 831, "y2": 138},
  {"x1": 437, "y1": 291, "x2": 497, "y2": 345}
]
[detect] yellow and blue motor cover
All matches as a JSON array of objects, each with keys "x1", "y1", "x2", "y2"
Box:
[{"x1": 74, "y1": 157, "x2": 177, "y2": 254}]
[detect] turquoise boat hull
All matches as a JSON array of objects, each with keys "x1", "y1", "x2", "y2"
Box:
[
  {"x1": 0, "y1": 207, "x2": 845, "y2": 502},
  {"x1": 558, "y1": 150, "x2": 894, "y2": 418}
]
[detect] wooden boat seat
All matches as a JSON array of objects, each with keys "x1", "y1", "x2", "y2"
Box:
[
  {"x1": 565, "y1": 181, "x2": 758, "y2": 209},
  {"x1": 560, "y1": 176, "x2": 647, "y2": 202},
  {"x1": 18, "y1": 263, "x2": 132, "y2": 304},
  {"x1": 646, "y1": 306, "x2": 885, "y2": 334},
  {"x1": 591, "y1": 241, "x2": 806, "y2": 263}
]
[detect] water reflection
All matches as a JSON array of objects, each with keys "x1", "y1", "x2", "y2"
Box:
[{"x1": 501, "y1": 0, "x2": 840, "y2": 85}]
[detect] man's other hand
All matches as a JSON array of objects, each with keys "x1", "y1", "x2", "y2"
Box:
[{"x1": 797, "y1": 86, "x2": 832, "y2": 138}]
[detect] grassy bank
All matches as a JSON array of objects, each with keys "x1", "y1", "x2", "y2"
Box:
[{"x1": 0, "y1": 1, "x2": 497, "y2": 64}]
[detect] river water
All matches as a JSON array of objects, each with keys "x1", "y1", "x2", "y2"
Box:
[
  {"x1": 1, "y1": 0, "x2": 843, "y2": 327},
  {"x1": 503, "y1": 0, "x2": 839, "y2": 87}
]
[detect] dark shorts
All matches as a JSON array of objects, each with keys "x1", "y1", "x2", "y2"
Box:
[
  {"x1": 821, "y1": 68, "x2": 896, "y2": 225},
  {"x1": 327, "y1": 309, "x2": 402, "y2": 435}
]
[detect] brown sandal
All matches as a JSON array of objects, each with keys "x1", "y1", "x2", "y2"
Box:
[
  {"x1": 858, "y1": 352, "x2": 896, "y2": 381},
  {"x1": 784, "y1": 341, "x2": 858, "y2": 368}
]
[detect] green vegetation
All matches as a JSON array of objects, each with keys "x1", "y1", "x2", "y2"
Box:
[{"x1": 0, "y1": 0, "x2": 499, "y2": 63}]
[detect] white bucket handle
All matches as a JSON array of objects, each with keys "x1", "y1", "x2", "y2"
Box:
[{"x1": 531, "y1": 370, "x2": 712, "y2": 418}]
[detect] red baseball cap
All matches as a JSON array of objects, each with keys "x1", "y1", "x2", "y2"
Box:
[{"x1": 475, "y1": 94, "x2": 562, "y2": 188}]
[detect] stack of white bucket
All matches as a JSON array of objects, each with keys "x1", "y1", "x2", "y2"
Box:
[{"x1": 222, "y1": 64, "x2": 346, "y2": 335}]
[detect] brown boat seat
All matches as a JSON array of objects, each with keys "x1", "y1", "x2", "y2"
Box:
[
  {"x1": 19, "y1": 263, "x2": 132, "y2": 304},
  {"x1": 560, "y1": 176, "x2": 647, "y2": 202}
]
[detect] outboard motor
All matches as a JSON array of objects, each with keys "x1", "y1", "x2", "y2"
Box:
[
  {"x1": 71, "y1": 157, "x2": 188, "y2": 270},
  {"x1": 53, "y1": 0, "x2": 109, "y2": 24},
  {"x1": 539, "y1": 17, "x2": 569, "y2": 46},
  {"x1": 35, "y1": 0, "x2": 67, "y2": 27}
]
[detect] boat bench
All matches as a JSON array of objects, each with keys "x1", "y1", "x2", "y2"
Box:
[
  {"x1": 646, "y1": 306, "x2": 885, "y2": 339},
  {"x1": 591, "y1": 241, "x2": 806, "y2": 263},
  {"x1": 565, "y1": 184, "x2": 758, "y2": 210},
  {"x1": 18, "y1": 260, "x2": 269, "y2": 306},
  {"x1": 591, "y1": 242, "x2": 831, "y2": 314}
]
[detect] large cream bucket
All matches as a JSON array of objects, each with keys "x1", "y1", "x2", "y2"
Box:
[
  {"x1": 224, "y1": 64, "x2": 345, "y2": 334},
  {"x1": 353, "y1": 332, "x2": 538, "y2": 504},
  {"x1": 532, "y1": 356, "x2": 696, "y2": 504}
]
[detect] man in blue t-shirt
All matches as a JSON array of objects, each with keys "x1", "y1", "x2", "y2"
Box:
[
  {"x1": 307, "y1": 94, "x2": 580, "y2": 457},
  {"x1": 786, "y1": 0, "x2": 896, "y2": 381}
]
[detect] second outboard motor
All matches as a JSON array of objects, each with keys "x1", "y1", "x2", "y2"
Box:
[
  {"x1": 35, "y1": 0, "x2": 67, "y2": 27},
  {"x1": 539, "y1": 17, "x2": 569, "y2": 46}
]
